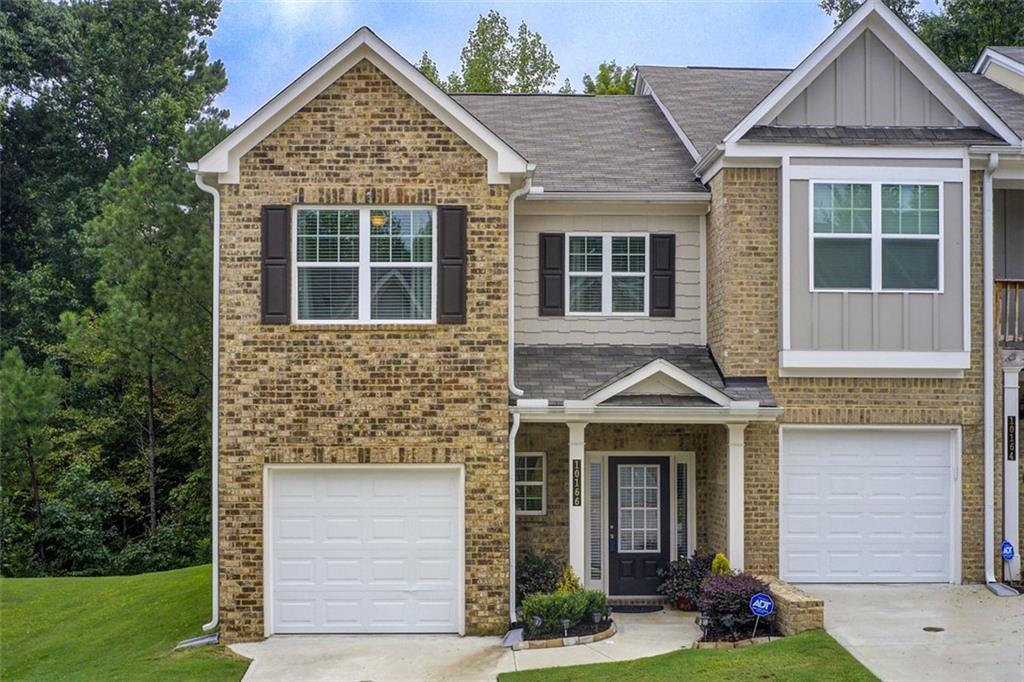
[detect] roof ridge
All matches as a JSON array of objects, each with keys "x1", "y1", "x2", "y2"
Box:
[{"x1": 639, "y1": 64, "x2": 792, "y2": 72}]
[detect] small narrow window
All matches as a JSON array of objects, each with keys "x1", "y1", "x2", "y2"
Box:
[
  {"x1": 589, "y1": 461, "x2": 602, "y2": 580},
  {"x1": 515, "y1": 453, "x2": 546, "y2": 515},
  {"x1": 567, "y1": 233, "x2": 649, "y2": 315}
]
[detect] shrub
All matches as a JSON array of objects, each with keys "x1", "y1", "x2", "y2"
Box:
[
  {"x1": 521, "y1": 589, "x2": 608, "y2": 637},
  {"x1": 711, "y1": 553, "x2": 731, "y2": 576},
  {"x1": 657, "y1": 552, "x2": 714, "y2": 606},
  {"x1": 556, "y1": 564, "x2": 582, "y2": 593},
  {"x1": 516, "y1": 553, "x2": 561, "y2": 604},
  {"x1": 697, "y1": 572, "x2": 770, "y2": 640}
]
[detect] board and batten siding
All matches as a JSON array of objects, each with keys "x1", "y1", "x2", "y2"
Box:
[
  {"x1": 788, "y1": 173, "x2": 965, "y2": 353},
  {"x1": 995, "y1": 189, "x2": 1024, "y2": 281},
  {"x1": 774, "y1": 30, "x2": 959, "y2": 127},
  {"x1": 515, "y1": 211, "x2": 703, "y2": 345}
]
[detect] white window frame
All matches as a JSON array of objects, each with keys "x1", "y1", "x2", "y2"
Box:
[
  {"x1": 808, "y1": 181, "x2": 944, "y2": 294},
  {"x1": 291, "y1": 205, "x2": 437, "y2": 325},
  {"x1": 514, "y1": 452, "x2": 546, "y2": 516},
  {"x1": 565, "y1": 233, "x2": 649, "y2": 316}
]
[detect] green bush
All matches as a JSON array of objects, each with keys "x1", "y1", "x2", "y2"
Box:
[
  {"x1": 521, "y1": 589, "x2": 608, "y2": 637},
  {"x1": 555, "y1": 564, "x2": 582, "y2": 593},
  {"x1": 516, "y1": 553, "x2": 561, "y2": 604}
]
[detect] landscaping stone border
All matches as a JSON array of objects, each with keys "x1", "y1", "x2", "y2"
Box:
[{"x1": 511, "y1": 622, "x2": 617, "y2": 651}]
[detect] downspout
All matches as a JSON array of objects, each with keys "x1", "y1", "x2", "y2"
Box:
[
  {"x1": 507, "y1": 174, "x2": 532, "y2": 624},
  {"x1": 983, "y1": 152, "x2": 998, "y2": 589},
  {"x1": 194, "y1": 171, "x2": 221, "y2": 630}
]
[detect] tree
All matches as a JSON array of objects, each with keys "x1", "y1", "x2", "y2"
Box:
[
  {"x1": 819, "y1": 0, "x2": 920, "y2": 27},
  {"x1": 442, "y1": 10, "x2": 559, "y2": 93},
  {"x1": 582, "y1": 61, "x2": 635, "y2": 95},
  {"x1": 558, "y1": 78, "x2": 575, "y2": 94},
  {"x1": 0, "y1": 348, "x2": 62, "y2": 572},
  {"x1": 416, "y1": 51, "x2": 441, "y2": 86},
  {"x1": 918, "y1": 0, "x2": 1024, "y2": 71}
]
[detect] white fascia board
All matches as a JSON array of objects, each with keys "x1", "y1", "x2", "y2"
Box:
[
  {"x1": 525, "y1": 191, "x2": 710, "y2": 203},
  {"x1": 779, "y1": 350, "x2": 970, "y2": 377},
  {"x1": 973, "y1": 48, "x2": 1024, "y2": 78},
  {"x1": 511, "y1": 405, "x2": 783, "y2": 424},
  {"x1": 194, "y1": 27, "x2": 529, "y2": 185},
  {"x1": 722, "y1": 0, "x2": 1020, "y2": 147},
  {"x1": 585, "y1": 358, "x2": 735, "y2": 408}
]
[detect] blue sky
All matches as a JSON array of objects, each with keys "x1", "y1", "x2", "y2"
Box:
[{"x1": 209, "y1": 0, "x2": 940, "y2": 124}]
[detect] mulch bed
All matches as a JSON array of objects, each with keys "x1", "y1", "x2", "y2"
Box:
[
  {"x1": 699, "y1": 620, "x2": 781, "y2": 642},
  {"x1": 511, "y1": 619, "x2": 614, "y2": 642}
]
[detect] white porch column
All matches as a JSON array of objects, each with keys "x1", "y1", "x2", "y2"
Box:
[
  {"x1": 567, "y1": 422, "x2": 588, "y2": 579},
  {"x1": 727, "y1": 423, "x2": 748, "y2": 571},
  {"x1": 1003, "y1": 352, "x2": 1022, "y2": 581}
]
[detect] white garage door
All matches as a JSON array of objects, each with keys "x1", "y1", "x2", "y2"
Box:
[
  {"x1": 268, "y1": 467, "x2": 462, "y2": 634},
  {"x1": 780, "y1": 429, "x2": 955, "y2": 583}
]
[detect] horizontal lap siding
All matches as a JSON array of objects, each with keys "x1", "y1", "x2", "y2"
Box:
[{"x1": 515, "y1": 213, "x2": 703, "y2": 344}]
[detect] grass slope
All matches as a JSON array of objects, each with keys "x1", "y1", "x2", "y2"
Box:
[
  {"x1": 500, "y1": 630, "x2": 878, "y2": 682},
  {"x1": 0, "y1": 564, "x2": 249, "y2": 681}
]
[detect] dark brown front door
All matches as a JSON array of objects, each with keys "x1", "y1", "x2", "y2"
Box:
[{"x1": 608, "y1": 456, "x2": 670, "y2": 595}]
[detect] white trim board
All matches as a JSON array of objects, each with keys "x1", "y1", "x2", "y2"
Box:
[
  {"x1": 194, "y1": 27, "x2": 529, "y2": 185},
  {"x1": 779, "y1": 350, "x2": 969, "y2": 378},
  {"x1": 723, "y1": 0, "x2": 1019, "y2": 146},
  {"x1": 584, "y1": 358, "x2": 748, "y2": 408}
]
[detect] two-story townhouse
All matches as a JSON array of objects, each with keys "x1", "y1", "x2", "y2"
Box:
[{"x1": 191, "y1": 0, "x2": 1024, "y2": 642}]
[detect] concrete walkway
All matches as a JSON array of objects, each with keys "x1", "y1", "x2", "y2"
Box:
[
  {"x1": 229, "y1": 609, "x2": 700, "y2": 681},
  {"x1": 803, "y1": 584, "x2": 1024, "y2": 682}
]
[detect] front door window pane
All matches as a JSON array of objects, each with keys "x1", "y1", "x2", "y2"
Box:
[{"x1": 618, "y1": 464, "x2": 660, "y2": 553}]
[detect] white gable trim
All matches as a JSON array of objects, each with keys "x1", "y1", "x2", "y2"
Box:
[
  {"x1": 723, "y1": 0, "x2": 1020, "y2": 146},
  {"x1": 194, "y1": 27, "x2": 530, "y2": 185},
  {"x1": 584, "y1": 359, "x2": 754, "y2": 408},
  {"x1": 974, "y1": 48, "x2": 1024, "y2": 77}
]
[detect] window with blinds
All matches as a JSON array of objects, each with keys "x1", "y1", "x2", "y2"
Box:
[
  {"x1": 566, "y1": 233, "x2": 648, "y2": 315},
  {"x1": 589, "y1": 461, "x2": 602, "y2": 580},
  {"x1": 294, "y1": 207, "x2": 434, "y2": 323}
]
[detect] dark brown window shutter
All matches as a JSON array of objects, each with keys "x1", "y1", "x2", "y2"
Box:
[
  {"x1": 437, "y1": 206, "x2": 467, "y2": 324},
  {"x1": 649, "y1": 233, "x2": 675, "y2": 317},
  {"x1": 261, "y1": 205, "x2": 290, "y2": 324},
  {"x1": 539, "y1": 233, "x2": 565, "y2": 316}
]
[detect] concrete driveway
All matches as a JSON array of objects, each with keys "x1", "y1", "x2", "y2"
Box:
[
  {"x1": 229, "y1": 609, "x2": 700, "y2": 681},
  {"x1": 802, "y1": 584, "x2": 1024, "y2": 682}
]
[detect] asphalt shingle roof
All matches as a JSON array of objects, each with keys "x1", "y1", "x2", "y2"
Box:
[
  {"x1": 991, "y1": 46, "x2": 1024, "y2": 63},
  {"x1": 636, "y1": 66, "x2": 790, "y2": 159},
  {"x1": 514, "y1": 344, "x2": 776, "y2": 407},
  {"x1": 743, "y1": 125, "x2": 1004, "y2": 145},
  {"x1": 452, "y1": 94, "x2": 705, "y2": 194},
  {"x1": 958, "y1": 72, "x2": 1024, "y2": 138}
]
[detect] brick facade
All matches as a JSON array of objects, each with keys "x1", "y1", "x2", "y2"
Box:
[
  {"x1": 706, "y1": 167, "x2": 994, "y2": 579},
  {"x1": 216, "y1": 60, "x2": 510, "y2": 641}
]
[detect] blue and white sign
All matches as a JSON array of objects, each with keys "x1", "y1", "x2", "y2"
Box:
[
  {"x1": 749, "y1": 592, "x2": 775, "y2": 617},
  {"x1": 1002, "y1": 540, "x2": 1016, "y2": 562}
]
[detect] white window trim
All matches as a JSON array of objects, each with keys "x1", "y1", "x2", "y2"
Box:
[
  {"x1": 515, "y1": 452, "x2": 546, "y2": 516},
  {"x1": 565, "y1": 233, "x2": 650, "y2": 316},
  {"x1": 291, "y1": 205, "x2": 437, "y2": 325},
  {"x1": 808, "y1": 181, "x2": 944, "y2": 294}
]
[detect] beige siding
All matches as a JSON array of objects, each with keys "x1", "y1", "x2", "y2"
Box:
[
  {"x1": 775, "y1": 30, "x2": 959, "y2": 127},
  {"x1": 515, "y1": 210, "x2": 703, "y2": 345},
  {"x1": 789, "y1": 176, "x2": 966, "y2": 352}
]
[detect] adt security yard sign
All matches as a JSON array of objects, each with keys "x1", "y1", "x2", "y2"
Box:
[
  {"x1": 749, "y1": 593, "x2": 774, "y2": 617},
  {"x1": 1002, "y1": 540, "x2": 1015, "y2": 562}
]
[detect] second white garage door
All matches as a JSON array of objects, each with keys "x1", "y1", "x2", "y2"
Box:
[
  {"x1": 268, "y1": 466, "x2": 462, "y2": 634},
  {"x1": 780, "y1": 429, "x2": 956, "y2": 583}
]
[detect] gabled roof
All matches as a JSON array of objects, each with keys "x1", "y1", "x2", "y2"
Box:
[
  {"x1": 990, "y1": 46, "x2": 1024, "y2": 64},
  {"x1": 723, "y1": 0, "x2": 1020, "y2": 147},
  {"x1": 958, "y1": 73, "x2": 1024, "y2": 138},
  {"x1": 452, "y1": 94, "x2": 705, "y2": 194},
  {"x1": 193, "y1": 27, "x2": 530, "y2": 185},
  {"x1": 635, "y1": 66, "x2": 789, "y2": 158},
  {"x1": 514, "y1": 345, "x2": 776, "y2": 407}
]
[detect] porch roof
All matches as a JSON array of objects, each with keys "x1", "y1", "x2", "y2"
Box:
[{"x1": 513, "y1": 344, "x2": 777, "y2": 408}]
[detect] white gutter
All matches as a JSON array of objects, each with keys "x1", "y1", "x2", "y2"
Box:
[
  {"x1": 193, "y1": 169, "x2": 221, "y2": 631},
  {"x1": 524, "y1": 191, "x2": 710, "y2": 203},
  {"x1": 983, "y1": 152, "x2": 997, "y2": 588},
  {"x1": 508, "y1": 175, "x2": 533, "y2": 397},
  {"x1": 508, "y1": 412, "x2": 521, "y2": 623}
]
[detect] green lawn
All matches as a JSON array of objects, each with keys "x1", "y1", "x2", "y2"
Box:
[
  {"x1": 499, "y1": 630, "x2": 877, "y2": 682},
  {"x1": 0, "y1": 564, "x2": 249, "y2": 682}
]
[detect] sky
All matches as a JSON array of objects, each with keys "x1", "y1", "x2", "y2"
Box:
[{"x1": 208, "y1": 0, "x2": 941, "y2": 125}]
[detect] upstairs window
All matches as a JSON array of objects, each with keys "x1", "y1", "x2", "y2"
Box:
[
  {"x1": 294, "y1": 207, "x2": 435, "y2": 323},
  {"x1": 811, "y1": 182, "x2": 941, "y2": 292},
  {"x1": 567, "y1": 234, "x2": 648, "y2": 315}
]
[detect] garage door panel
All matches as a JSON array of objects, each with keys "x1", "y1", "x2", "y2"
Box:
[
  {"x1": 781, "y1": 429, "x2": 953, "y2": 583},
  {"x1": 269, "y1": 467, "x2": 461, "y2": 634}
]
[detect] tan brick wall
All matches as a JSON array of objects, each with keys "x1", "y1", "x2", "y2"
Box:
[
  {"x1": 707, "y1": 168, "x2": 993, "y2": 580},
  {"x1": 216, "y1": 60, "x2": 510, "y2": 640},
  {"x1": 701, "y1": 425, "x2": 729, "y2": 554}
]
